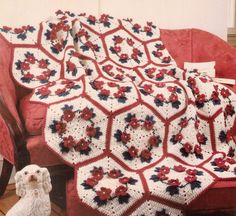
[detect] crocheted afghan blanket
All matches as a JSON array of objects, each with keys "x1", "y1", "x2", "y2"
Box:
[{"x1": 2, "y1": 10, "x2": 236, "y2": 215}]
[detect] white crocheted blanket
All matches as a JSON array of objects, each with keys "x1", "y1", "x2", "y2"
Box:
[{"x1": 2, "y1": 10, "x2": 236, "y2": 215}]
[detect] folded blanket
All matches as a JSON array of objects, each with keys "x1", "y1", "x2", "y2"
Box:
[{"x1": 2, "y1": 10, "x2": 236, "y2": 215}]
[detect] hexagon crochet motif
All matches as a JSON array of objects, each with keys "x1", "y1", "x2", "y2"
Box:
[{"x1": 2, "y1": 10, "x2": 236, "y2": 215}]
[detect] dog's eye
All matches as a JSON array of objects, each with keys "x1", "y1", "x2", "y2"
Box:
[
  {"x1": 36, "y1": 170, "x2": 40, "y2": 173},
  {"x1": 24, "y1": 171, "x2": 28, "y2": 175}
]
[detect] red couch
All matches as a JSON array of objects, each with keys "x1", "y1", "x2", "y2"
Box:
[{"x1": 1, "y1": 28, "x2": 236, "y2": 215}]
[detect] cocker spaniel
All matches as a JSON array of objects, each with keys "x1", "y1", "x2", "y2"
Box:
[{"x1": 6, "y1": 164, "x2": 52, "y2": 216}]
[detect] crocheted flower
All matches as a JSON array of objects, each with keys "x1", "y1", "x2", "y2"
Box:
[
  {"x1": 63, "y1": 109, "x2": 75, "y2": 122},
  {"x1": 86, "y1": 126, "x2": 96, "y2": 137},
  {"x1": 80, "y1": 107, "x2": 94, "y2": 120},
  {"x1": 91, "y1": 167, "x2": 104, "y2": 180},
  {"x1": 96, "y1": 187, "x2": 112, "y2": 201},
  {"x1": 185, "y1": 175, "x2": 197, "y2": 183},
  {"x1": 82, "y1": 177, "x2": 98, "y2": 189},
  {"x1": 115, "y1": 185, "x2": 128, "y2": 196},
  {"x1": 62, "y1": 136, "x2": 76, "y2": 149},
  {"x1": 174, "y1": 165, "x2": 186, "y2": 172},
  {"x1": 108, "y1": 169, "x2": 122, "y2": 178},
  {"x1": 37, "y1": 86, "x2": 51, "y2": 97},
  {"x1": 55, "y1": 121, "x2": 67, "y2": 135},
  {"x1": 140, "y1": 149, "x2": 152, "y2": 162},
  {"x1": 167, "y1": 179, "x2": 181, "y2": 187},
  {"x1": 128, "y1": 146, "x2": 139, "y2": 158}
]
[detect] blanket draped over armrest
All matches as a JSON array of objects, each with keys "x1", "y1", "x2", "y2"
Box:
[{"x1": 2, "y1": 10, "x2": 236, "y2": 215}]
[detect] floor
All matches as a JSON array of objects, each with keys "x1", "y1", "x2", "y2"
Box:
[{"x1": 0, "y1": 184, "x2": 66, "y2": 216}]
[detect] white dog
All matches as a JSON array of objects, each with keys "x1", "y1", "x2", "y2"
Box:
[{"x1": 6, "y1": 164, "x2": 52, "y2": 216}]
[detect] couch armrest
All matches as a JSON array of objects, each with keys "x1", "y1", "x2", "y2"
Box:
[
  {"x1": 0, "y1": 95, "x2": 30, "y2": 169},
  {"x1": 191, "y1": 28, "x2": 236, "y2": 80}
]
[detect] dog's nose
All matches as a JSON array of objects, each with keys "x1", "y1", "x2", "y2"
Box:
[{"x1": 29, "y1": 175, "x2": 38, "y2": 182}]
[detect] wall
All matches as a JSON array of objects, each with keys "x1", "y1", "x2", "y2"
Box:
[{"x1": 0, "y1": 0, "x2": 229, "y2": 40}]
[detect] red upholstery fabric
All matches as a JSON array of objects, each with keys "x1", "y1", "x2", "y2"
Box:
[
  {"x1": 66, "y1": 179, "x2": 236, "y2": 216},
  {"x1": 191, "y1": 29, "x2": 236, "y2": 80},
  {"x1": 20, "y1": 95, "x2": 47, "y2": 135},
  {"x1": 0, "y1": 35, "x2": 21, "y2": 163},
  {"x1": 161, "y1": 29, "x2": 192, "y2": 69},
  {"x1": 27, "y1": 135, "x2": 63, "y2": 166}
]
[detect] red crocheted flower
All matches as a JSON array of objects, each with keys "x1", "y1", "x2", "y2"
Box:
[
  {"x1": 221, "y1": 88, "x2": 231, "y2": 98},
  {"x1": 115, "y1": 185, "x2": 128, "y2": 197},
  {"x1": 174, "y1": 165, "x2": 186, "y2": 172},
  {"x1": 38, "y1": 86, "x2": 51, "y2": 96},
  {"x1": 185, "y1": 175, "x2": 197, "y2": 183},
  {"x1": 225, "y1": 104, "x2": 235, "y2": 116},
  {"x1": 86, "y1": 126, "x2": 96, "y2": 137},
  {"x1": 55, "y1": 121, "x2": 67, "y2": 135},
  {"x1": 66, "y1": 61, "x2": 76, "y2": 71},
  {"x1": 183, "y1": 143, "x2": 193, "y2": 153},
  {"x1": 143, "y1": 84, "x2": 154, "y2": 94},
  {"x1": 140, "y1": 149, "x2": 152, "y2": 160},
  {"x1": 76, "y1": 139, "x2": 90, "y2": 151},
  {"x1": 93, "y1": 80, "x2": 104, "y2": 90},
  {"x1": 148, "y1": 136, "x2": 160, "y2": 147},
  {"x1": 168, "y1": 179, "x2": 181, "y2": 187},
  {"x1": 38, "y1": 59, "x2": 48, "y2": 68},
  {"x1": 196, "y1": 94, "x2": 206, "y2": 104},
  {"x1": 114, "y1": 90, "x2": 125, "y2": 98},
  {"x1": 100, "y1": 89, "x2": 110, "y2": 96},
  {"x1": 114, "y1": 36, "x2": 124, "y2": 44},
  {"x1": 186, "y1": 169, "x2": 197, "y2": 176},
  {"x1": 162, "y1": 56, "x2": 171, "y2": 63},
  {"x1": 196, "y1": 133, "x2": 206, "y2": 144},
  {"x1": 55, "y1": 88, "x2": 67, "y2": 95},
  {"x1": 120, "y1": 54, "x2": 128, "y2": 60},
  {"x1": 194, "y1": 145, "x2": 202, "y2": 156},
  {"x1": 85, "y1": 177, "x2": 98, "y2": 187},
  {"x1": 119, "y1": 177, "x2": 130, "y2": 184},
  {"x1": 126, "y1": 38, "x2": 134, "y2": 46},
  {"x1": 113, "y1": 46, "x2": 121, "y2": 53},
  {"x1": 99, "y1": 14, "x2": 109, "y2": 23},
  {"x1": 128, "y1": 146, "x2": 138, "y2": 158},
  {"x1": 26, "y1": 55, "x2": 36, "y2": 64},
  {"x1": 129, "y1": 118, "x2": 140, "y2": 129},
  {"x1": 160, "y1": 166, "x2": 170, "y2": 174},
  {"x1": 175, "y1": 133, "x2": 183, "y2": 142},
  {"x1": 143, "y1": 120, "x2": 154, "y2": 130},
  {"x1": 121, "y1": 132, "x2": 131, "y2": 144},
  {"x1": 179, "y1": 118, "x2": 188, "y2": 128},
  {"x1": 80, "y1": 107, "x2": 93, "y2": 120},
  {"x1": 157, "y1": 173, "x2": 168, "y2": 181},
  {"x1": 169, "y1": 93, "x2": 178, "y2": 102},
  {"x1": 88, "y1": 15, "x2": 96, "y2": 23},
  {"x1": 91, "y1": 168, "x2": 104, "y2": 180},
  {"x1": 226, "y1": 157, "x2": 236, "y2": 164},
  {"x1": 133, "y1": 23, "x2": 141, "y2": 29},
  {"x1": 155, "y1": 94, "x2": 165, "y2": 102},
  {"x1": 20, "y1": 62, "x2": 30, "y2": 71},
  {"x1": 108, "y1": 169, "x2": 122, "y2": 178},
  {"x1": 96, "y1": 187, "x2": 112, "y2": 201},
  {"x1": 63, "y1": 136, "x2": 76, "y2": 149},
  {"x1": 63, "y1": 109, "x2": 75, "y2": 122}
]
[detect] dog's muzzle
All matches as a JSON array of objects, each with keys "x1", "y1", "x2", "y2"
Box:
[{"x1": 29, "y1": 175, "x2": 38, "y2": 182}]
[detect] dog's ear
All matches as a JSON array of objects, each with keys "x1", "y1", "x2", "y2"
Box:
[
  {"x1": 42, "y1": 168, "x2": 52, "y2": 194},
  {"x1": 15, "y1": 171, "x2": 26, "y2": 197}
]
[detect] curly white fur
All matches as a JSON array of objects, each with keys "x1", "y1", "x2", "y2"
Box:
[{"x1": 6, "y1": 164, "x2": 52, "y2": 216}]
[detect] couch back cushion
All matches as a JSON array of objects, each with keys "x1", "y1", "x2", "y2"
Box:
[{"x1": 161, "y1": 28, "x2": 236, "y2": 79}]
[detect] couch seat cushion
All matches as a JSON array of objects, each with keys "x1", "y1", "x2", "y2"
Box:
[
  {"x1": 27, "y1": 135, "x2": 63, "y2": 166},
  {"x1": 66, "y1": 179, "x2": 236, "y2": 216}
]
